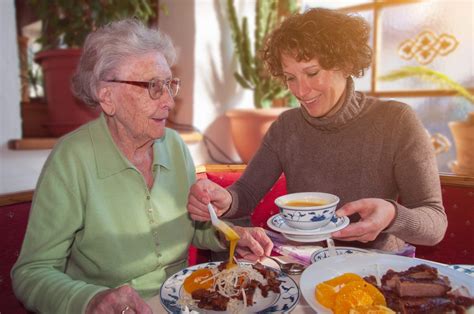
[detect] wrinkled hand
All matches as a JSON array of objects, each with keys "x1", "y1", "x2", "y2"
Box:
[
  {"x1": 85, "y1": 285, "x2": 152, "y2": 314},
  {"x1": 331, "y1": 198, "x2": 396, "y2": 243},
  {"x1": 232, "y1": 226, "x2": 274, "y2": 262},
  {"x1": 187, "y1": 179, "x2": 232, "y2": 221}
]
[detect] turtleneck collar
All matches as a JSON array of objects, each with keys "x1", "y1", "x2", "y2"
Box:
[{"x1": 300, "y1": 77, "x2": 367, "y2": 132}]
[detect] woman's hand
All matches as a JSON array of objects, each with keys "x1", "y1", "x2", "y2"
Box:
[
  {"x1": 233, "y1": 226, "x2": 274, "y2": 262},
  {"x1": 187, "y1": 178, "x2": 232, "y2": 221},
  {"x1": 331, "y1": 198, "x2": 396, "y2": 243},
  {"x1": 85, "y1": 285, "x2": 152, "y2": 314}
]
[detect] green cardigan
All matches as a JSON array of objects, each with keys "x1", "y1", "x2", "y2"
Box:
[{"x1": 12, "y1": 115, "x2": 224, "y2": 314}]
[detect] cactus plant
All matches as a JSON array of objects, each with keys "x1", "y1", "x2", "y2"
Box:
[{"x1": 227, "y1": 0, "x2": 298, "y2": 108}]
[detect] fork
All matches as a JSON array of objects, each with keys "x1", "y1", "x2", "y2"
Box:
[{"x1": 207, "y1": 203, "x2": 240, "y2": 241}]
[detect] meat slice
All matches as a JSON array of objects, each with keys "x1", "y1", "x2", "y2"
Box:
[
  {"x1": 382, "y1": 264, "x2": 440, "y2": 291},
  {"x1": 398, "y1": 296, "x2": 458, "y2": 314},
  {"x1": 374, "y1": 263, "x2": 474, "y2": 313},
  {"x1": 394, "y1": 275, "x2": 451, "y2": 297}
]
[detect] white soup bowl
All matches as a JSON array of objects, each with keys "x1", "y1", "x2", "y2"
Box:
[{"x1": 274, "y1": 192, "x2": 340, "y2": 230}]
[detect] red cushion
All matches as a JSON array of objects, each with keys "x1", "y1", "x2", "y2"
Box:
[
  {"x1": 250, "y1": 177, "x2": 286, "y2": 228},
  {"x1": 205, "y1": 172, "x2": 287, "y2": 229},
  {"x1": 416, "y1": 185, "x2": 474, "y2": 264},
  {"x1": 0, "y1": 202, "x2": 30, "y2": 313}
]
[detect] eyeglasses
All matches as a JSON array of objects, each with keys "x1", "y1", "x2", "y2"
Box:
[{"x1": 104, "y1": 77, "x2": 181, "y2": 99}]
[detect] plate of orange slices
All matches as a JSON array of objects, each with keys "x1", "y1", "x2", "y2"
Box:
[{"x1": 300, "y1": 253, "x2": 474, "y2": 313}]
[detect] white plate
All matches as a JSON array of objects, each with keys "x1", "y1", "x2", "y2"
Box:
[
  {"x1": 160, "y1": 261, "x2": 300, "y2": 313},
  {"x1": 310, "y1": 246, "x2": 370, "y2": 262},
  {"x1": 300, "y1": 253, "x2": 474, "y2": 313},
  {"x1": 267, "y1": 214, "x2": 349, "y2": 235}
]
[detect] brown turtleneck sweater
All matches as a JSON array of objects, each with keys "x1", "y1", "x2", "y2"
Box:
[{"x1": 226, "y1": 78, "x2": 447, "y2": 252}]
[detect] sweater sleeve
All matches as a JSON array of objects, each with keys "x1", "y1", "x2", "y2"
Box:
[
  {"x1": 225, "y1": 117, "x2": 285, "y2": 219},
  {"x1": 11, "y1": 155, "x2": 108, "y2": 314},
  {"x1": 384, "y1": 106, "x2": 447, "y2": 245}
]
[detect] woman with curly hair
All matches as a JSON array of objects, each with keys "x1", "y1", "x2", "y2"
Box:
[{"x1": 187, "y1": 8, "x2": 447, "y2": 252}]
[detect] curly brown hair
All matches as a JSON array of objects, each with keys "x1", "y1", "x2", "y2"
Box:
[{"x1": 262, "y1": 8, "x2": 372, "y2": 80}]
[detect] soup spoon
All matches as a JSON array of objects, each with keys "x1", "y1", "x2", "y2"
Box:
[{"x1": 266, "y1": 256, "x2": 306, "y2": 275}]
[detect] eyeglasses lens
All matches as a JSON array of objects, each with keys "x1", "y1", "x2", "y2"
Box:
[{"x1": 149, "y1": 78, "x2": 180, "y2": 99}]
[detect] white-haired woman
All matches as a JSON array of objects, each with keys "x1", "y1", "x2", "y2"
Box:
[{"x1": 12, "y1": 19, "x2": 272, "y2": 314}]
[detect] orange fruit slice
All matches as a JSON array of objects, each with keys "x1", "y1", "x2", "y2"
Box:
[
  {"x1": 315, "y1": 282, "x2": 337, "y2": 309},
  {"x1": 338, "y1": 281, "x2": 386, "y2": 306},
  {"x1": 315, "y1": 273, "x2": 387, "y2": 313},
  {"x1": 324, "y1": 273, "x2": 364, "y2": 287},
  {"x1": 334, "y1": 289, "x2": 373, "y2": 314},
  {"x1": 183, "y1": 268, "x2": 214, "y2": 293}
]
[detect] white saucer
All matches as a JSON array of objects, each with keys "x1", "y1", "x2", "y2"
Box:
[{"x1": 267, "y1": 214, "x2": 349, "y2": 235}]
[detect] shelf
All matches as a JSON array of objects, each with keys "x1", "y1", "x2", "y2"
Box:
[
  {"x1": 0, "y1": 190, "x2": 34, "y2": 206},
  {"x1": 8, "y1": 131, "x2": 203, "y2": 150}
]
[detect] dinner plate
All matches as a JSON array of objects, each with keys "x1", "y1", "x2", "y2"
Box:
[
  {"x1": 160, "y1": 261, "x2": 300, "y2": 313},
  {"x1": 310, "y1": 246, "x2": 369, "y2": 262},
  {"x1": 300, "y1": 253, "x2": 474, "y2": 313},
  {"x1": 267, "y1": 214, "x2": 349, "y2": 235}
]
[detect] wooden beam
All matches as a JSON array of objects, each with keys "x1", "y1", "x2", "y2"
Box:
[
  {"x1": 440, "y1": 172, "x2": 474, "y2": 188},
  {"x1": 9, "y1": 131, "x2": 203, "y2": 150},
  {"x1": 0, "y1": 190, "x2": 34, "y2": 206}
]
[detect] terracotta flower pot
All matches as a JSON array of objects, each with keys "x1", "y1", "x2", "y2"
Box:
[
  {"x1": 449, "y1": 112, "x2": 474, "y2": 176},
  {"x1": 226, "y1": 108, "x2": 289, "y2": 163},
  {"x1": 35, "y1": 48, "x2": 99, "y2": 137}
]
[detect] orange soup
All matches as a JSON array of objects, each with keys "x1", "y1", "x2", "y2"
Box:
[{"x1": 285, "y1": 200, "x2": 328, "y2": 207}]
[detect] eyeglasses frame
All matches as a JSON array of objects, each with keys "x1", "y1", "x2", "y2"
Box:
[{"x1": 104, "y1": 77, "x2": 180, "y2": 99}]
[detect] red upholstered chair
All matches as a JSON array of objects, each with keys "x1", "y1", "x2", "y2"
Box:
[
  {"x1": 0, "y1": 201, "x2": 31, "y2": 314},
  {"x1": 416, "y1": 184, "x2": 474, "y2": 264}
]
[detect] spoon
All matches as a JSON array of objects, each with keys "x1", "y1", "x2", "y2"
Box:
[
  {"x1": 266, "y1": 256, "x2": 306, "y2": 275},
  {"x1": 207, "y1": 203, "x2": 240, "y2": 241},
  {"x1": 326, "y1": 238, "x2": 337, "y2": 258},
  {"x1": 207, "y1": 203, "x2": 240, "y2": 268}
]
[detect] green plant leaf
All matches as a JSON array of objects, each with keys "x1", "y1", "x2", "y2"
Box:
[
  {"x1": 29, "y1": 0, "x2": 158, "y2": 50},
  {"x1": 379, "y1": 66, "x2": 474, "y2": 104}
]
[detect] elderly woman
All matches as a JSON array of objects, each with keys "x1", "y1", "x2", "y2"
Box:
[
  {"x1": 12, "y1": 19, "x2": 272, "y2": 314},
  {"x1": 188, "y1": 8, "x2": 447, "y2": 252}
]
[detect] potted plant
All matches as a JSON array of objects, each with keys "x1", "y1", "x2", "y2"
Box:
[
  {"x1": 29, "y1": 0, "x2": 159, "y2": 136},
  {"x1": 380, "y1": 66, "x2": 474, "y2": 176},
  {"x1": 225, "y1": 0, "x2": 298, "y2": 163}
]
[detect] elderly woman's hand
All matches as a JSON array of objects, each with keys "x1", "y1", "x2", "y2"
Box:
[
  {"x1": 187, "y1": 178, "x2": 232, "y2": 221},
  {"x1": 232, "y1": 226, "x2": 274, "y2": 261},
  {"x1": 331, "y1": 198, "x2": 396, "y2": 243},
  {"x1": 85, "y1": 285, "x2": 152, "y2": 314}
]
